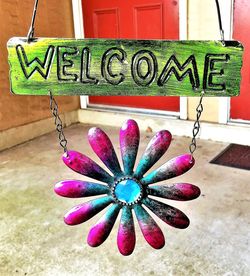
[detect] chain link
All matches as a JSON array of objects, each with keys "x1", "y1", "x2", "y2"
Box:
[
  {"x1": 189, "y1": 0, "x2": 225, "y2": 157},
  {"x1": 49, "y1": 92, "x2": 68, "y2": 154},
  {"x1": 189, "y1": 92, "x2": 205, "y2": 157}
]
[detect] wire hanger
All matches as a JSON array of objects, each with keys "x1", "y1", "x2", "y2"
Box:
[{"x1": 25, "y1": 0, "x2": 226, "y2": 157}]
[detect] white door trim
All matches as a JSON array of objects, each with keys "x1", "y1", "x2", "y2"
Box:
[
  {"x1": 218, "y1": 0, "x2": 234, "y2": 124},
  {"x1": 226, "y1": 0, "x2": 250, "y2": 125},
  {"x1": 72, "y1": 0, "x2": 88, "y2": 108},
  {"x1": 216, "y1": 0, "x2": 249, "y2": 125},
  {"x1": 179, "y1": 0, "x2": 188, "y2": 120},
  {"x1": 74, "y1": 0, "x2": 188, "y2": 117},
  {"x1": 72, "y1": 0, "x2": 84, "y2": 39},
  {"x1": 216, "y1": 0, "x2": 250, "y2": 126}
]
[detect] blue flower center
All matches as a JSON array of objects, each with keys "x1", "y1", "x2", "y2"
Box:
[{"x1": 114, "y1": 179, "x2": 142, "y2": 204}]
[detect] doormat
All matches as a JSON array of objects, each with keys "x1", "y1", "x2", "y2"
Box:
[{"x1": 210, "y1": 144, "x2": 250, "y2": 170}]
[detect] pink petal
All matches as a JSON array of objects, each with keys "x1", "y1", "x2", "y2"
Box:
[
  {"x1": 147, "y1": 183, "x2": 201, "y2": 201},
  {"x1": 143, "y1": 198, "x2": 190, "y2": 229},
  {"x1": 142, "y1": 154, "x2": 195, "y2": 185},
  {"x1": 87, "y1": 204, "x2": 120, "y2": 247},
  {"x1": 62, "y1": 151, "x2": 113, "y2": 185},
  {"x1": 64, "y1": 196, "x2": 113, "y2": 225},
  {"x1": 88, "y1": 127, "x2": 122, "y2": 176},
  {"x1": 117, "y1": 206, "x2": 136, "y2": 256},
  {"x1": 120, "y1": 119, "x2": 140, "y2": 175},
  {"x1": 54, "y1": 180, "x2": 109, "y2": 198},
  {"x1": 134, "y1": 130, "x2": 172, "y2": 179},
  {"x1": 134, "y1": 204, "x2": 165, "y2": 249}
]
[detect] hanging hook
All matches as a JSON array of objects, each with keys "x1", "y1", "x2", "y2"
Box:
[
  {"x1": 215, "y1": 0, "x2": 225, "y2": 44},
  {"x1": 27, "y1": 0, "x2": 39, "y2": 42}
]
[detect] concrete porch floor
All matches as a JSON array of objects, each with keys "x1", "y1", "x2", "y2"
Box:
[{"x1": 0, "y1": 123, "x2": 249, "y2": 276}]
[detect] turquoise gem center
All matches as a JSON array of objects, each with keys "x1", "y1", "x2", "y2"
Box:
[{"x1": 114, "y1": 179, "x2": 142, "y2": 204}]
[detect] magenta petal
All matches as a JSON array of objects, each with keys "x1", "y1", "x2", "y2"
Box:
[
  {"x1": 87, "y1": 204, "x2": 120, "y2": 247},
  {"x1": 54, "y1": 180, "x2": 109, "y2": 198},
  {"x1": 88, "y1": 127, "x2": 122, "y2": 176},
  {"x1": 142, "y1": 154, "x2": 195, "y2": 185},
  {"x1": 120, "y1": 119, "x2": 140, "y2": 175},
  {"x1": 117, "y1": 206, "x2": 136, "y2": 256},
  {"x1": 134, "y1": 204, "x2": 165, "y2": 249},
  {"x1": 64, "y1": 196, "x2": 113, "y2": 225},
  {"x1": 134, "y1": 130, "x2": 172, "y2": 179},
  {"x1": 63, "y1": 151, "x2": 113, "y2": 185},
  {"x1": 143, "y1": 198, "x2": 190, "y2": 229},
  {"x1": 147, "y1": 183, "x2": 201, "y2": 201}
]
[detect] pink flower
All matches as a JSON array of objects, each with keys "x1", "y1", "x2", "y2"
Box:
[{"x1": 55, "y1": 119, "x2": 200, "y2": 255}]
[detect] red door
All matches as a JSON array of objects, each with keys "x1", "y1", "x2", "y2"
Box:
[
  {"x1": 231, "y1": 0, "x2": 250, "y2": 120},
  {"x1": 82, "y1": 0, "x2": 180, "y2": 112}
]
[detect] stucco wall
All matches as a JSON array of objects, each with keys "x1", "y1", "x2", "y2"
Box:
[
  {"x1": 187, "y1": 0, "x2": 225, "y2": 122},
  {"x1": 0, "y1": 0, "x2": 80, "y2": 131}
]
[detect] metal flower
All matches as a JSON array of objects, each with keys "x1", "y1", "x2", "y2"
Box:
[{"x1": 55, "y1": 119, "x2": 200, "y2": 256}]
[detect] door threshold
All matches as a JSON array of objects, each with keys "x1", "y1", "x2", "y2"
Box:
[
  {"x1": 78, "y1": 108, "x2": 250, "y2": 146},
  {"x1": 228, "y1": 119, "x2": 250, "y2": 126},
  {"x1": 87, "y1": 104, "x2": 180, "y2": 119}
]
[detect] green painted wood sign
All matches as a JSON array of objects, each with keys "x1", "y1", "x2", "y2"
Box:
[{"x1": 7, "y1": 37, "x2": 243, "y2": 96}]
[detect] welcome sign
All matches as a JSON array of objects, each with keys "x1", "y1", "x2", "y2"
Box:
[{"x1": 7, "y1": 37, "x2": 243, "y2": 96}]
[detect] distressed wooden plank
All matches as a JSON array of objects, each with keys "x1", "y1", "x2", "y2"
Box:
[{"x1": 7, "y1": 37, "x2": 243, "y2": 96}]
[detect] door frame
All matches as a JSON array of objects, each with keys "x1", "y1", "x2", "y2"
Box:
[
  {"x1": 72, "y1": 0, "x2": 188, "y2": 119},
  {"x1": 218, "y1": 0, "x2": 234, "y2": 124},
  {"x1": 228, "y1": 0, "x2": 250, "y2": 125},
  {"x1": 218, "y1": 0, "x2": 250, "y2": 125}
]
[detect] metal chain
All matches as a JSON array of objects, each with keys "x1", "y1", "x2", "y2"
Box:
[
  {"x1": 49, "y1": 92, "x2": 68, "y2": 154},
  {"x1": 189, "y1": 0, "x2": 225, "y2": 157},
  {"x1": 189, "y1": 92, "x2": 205, "y2": 156},
  {"x1": 26, "y1": 0, "x2": 68, "y2": 153},
  {"x1": 26, "y1": 0, "x2": 225, "y2": 156}
]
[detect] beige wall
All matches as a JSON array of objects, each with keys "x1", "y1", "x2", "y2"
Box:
[
  {"x1": 0, "y1": 0, "x2": 80, "y2": 131},
  {"x1": 187, "y1": 0, "x2": 225, "y2": 122}
]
